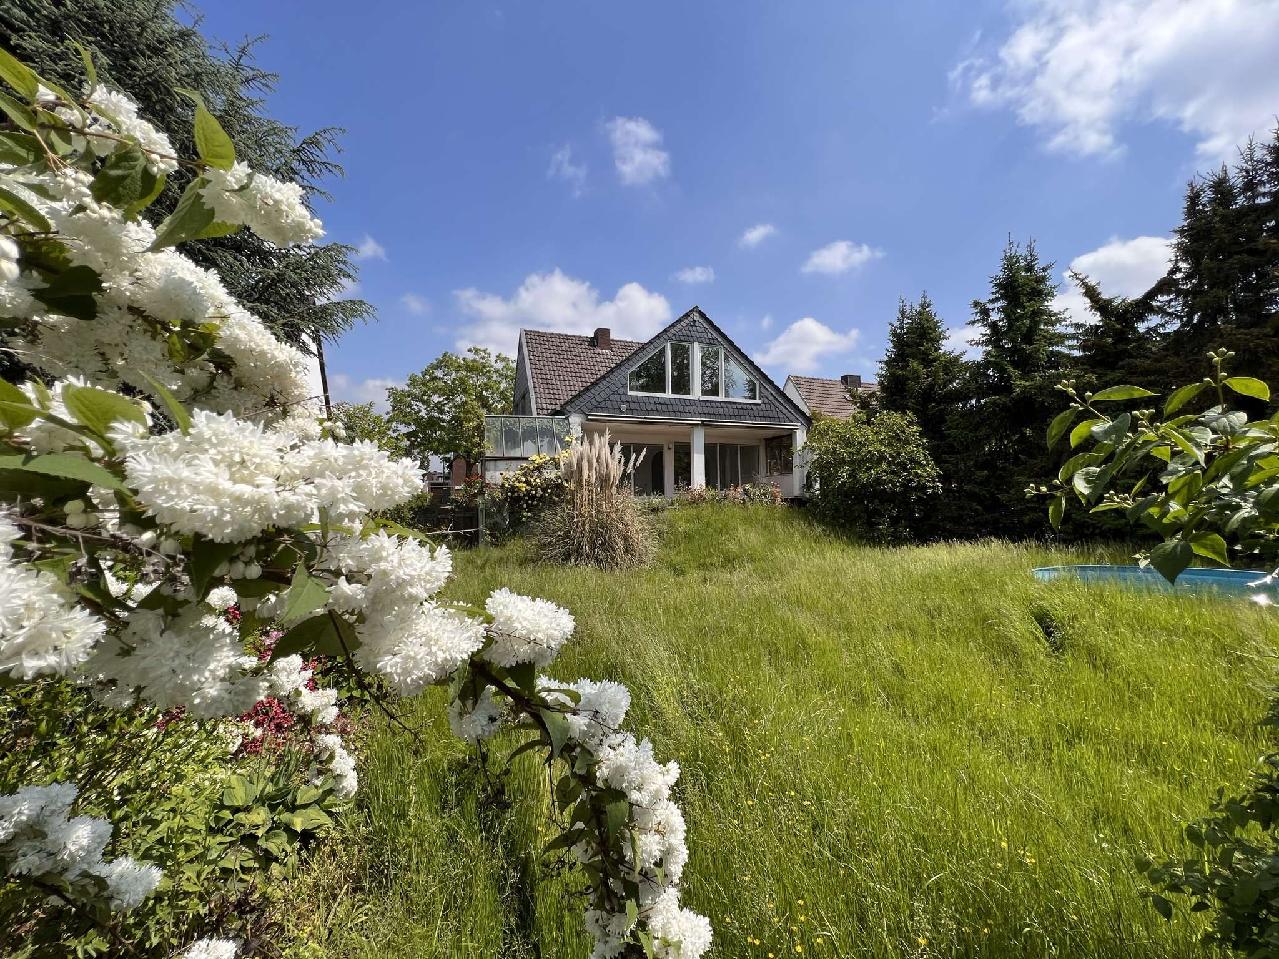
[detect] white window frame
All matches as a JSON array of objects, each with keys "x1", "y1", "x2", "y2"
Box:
[{"x1": 627, "y1": 341, "x2": 761, "y2": 403}]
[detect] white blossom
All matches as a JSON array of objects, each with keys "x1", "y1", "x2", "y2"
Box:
[
  {"x1": 0, "y1": 517, "x2": 107, "y2": 679},
  {"x1": 84, "y1": 87, "x2": 178, "y2": 174},
  {"x1": 200, "y1": 162, "x2": 324, "y2": 246},
  {"x1": 179, "y1": 939, "x2": 239, "y2": 959},
  {"x1": 354, "y1": 602, "x2": 485, "y2": 696},
  {"x1": 312, "y1": 733, "x2": 358, "y2": 798},
  {"x1": 483, "y1": 588, "x2": 575, "y2": 668},
  {"x1": 0, "y1": 783, "x2": 161, "y2": 912},
  {"x1": 646, "y1": 887, "x2": 713, "y2": 959},
  {"x1": 448, "y1": 687, "x2": 504, "y2": 743},
  {"x1": 595, "y1": 733, "x2": 681, "y2": 809}
]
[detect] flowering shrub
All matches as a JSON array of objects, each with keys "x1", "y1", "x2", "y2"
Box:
[
  {"x1": 0, "y1": 50, "x2": 708, "y2": 959},
  {"x1": 483, "y1": 451, "x2": 568, "y2": 536}
]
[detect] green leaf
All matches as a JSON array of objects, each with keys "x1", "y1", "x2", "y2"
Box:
[
  {"x1": 0, "y1": 451, "x2": 126, "y2": 492},
  {"x1": 1070, "y1": 418, "x2": 1104, "y2": 448},
  {"x1": 90, "y1": 145, "x2": 162, "y2": 218},
  {"x1": 1150, "y1": 894, "x2": 1173, "y2": 921},
  {"x1": 260, "y1": 829, "x2": 293, "y2": 860},
  {"x1": 179, "y1": 89, "x2": 237, "y2": 171},
  {"x1": 189, "y1": 537, "x2": 239, "y2": 597},
  {"x1": 136, "y1": 372, "x2": 192, "y2": 433},
  {"x1": 0, "y1": 90, "x2": 36, "y2": 131},
  {"x1": 0, "y1": 131, "x2": 41, "y2": 165},
  {"x1": 30, "y1": 265, "x2": 104, "y2": 322},
  {"x1": 279, "y1": 807, "x2": 333, "y2": 833},
  {"x1": 0, "y1": 378, "x2": 36, "y2": 430},
  {"x1": 1189, "y1": 531, "x2": 1229, "y2": 566},
  {"x1": 150, "y1": 177, "x2": 240, "y2": 249},
  {"x1": 1046, "y1": 407, "x2": 1077, "y2": 449},
  {"x1": 61, "y1": 383, "x2": 146, "y2": 440},
  {"x1": 1224, "y1": 376, "x2": 1271, "y2": 402},
  {"x1": 281, "y1": 564, "x2": 330, "y2": 626},
  {"x1": 220, "y1": 774, "x2": 258, "y2": 809},
  {"x1": 1048, "y1": 492, "x2": 1065, "y2": 529},
  {"x1": 1090, "y1": 385, "x2": 1156, "y2": 402},
  {"x1": 270, "y1": 614, "x2": 358, "y2": 660},
  {"x1": 542, "y1": 827, "x2": 587, "y2": 855},
  {"x1": 0, "y1": 48, "x2": 38, "y2": 101},
  {"x1": 0, "y1": 184, "x2": 52, "y2": 232},
  {"x1": 605, "y1": 797, "x2": 629, "y2": 843},
  {"x1": 542, "y1": 709, "x2": 570, "y2": 760},
  {"x1": 72, "y1": 41, "x2": 98, "y2": 92},
  {"x1": 1164, "y1": 381, "x2": 1207, "y2": 417},
  {"x1": 1149, "y1": 539, "x2": 1194, "y2": 584}
]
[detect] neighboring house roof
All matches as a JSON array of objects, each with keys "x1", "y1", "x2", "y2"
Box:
[
  {"x1": 521, "y1": 329, "x2": 643, "y2": 415},
  {"x1": 786, "y1": 375, "x2": 877, "y2": 419}
]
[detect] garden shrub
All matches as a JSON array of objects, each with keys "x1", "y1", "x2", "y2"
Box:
[
  {"x1": 678, "y1": 482, "x2": 783, "y2": 506},
  {"x1": 805, "y1": 410, "x2": 942, "y2": 542},
  {"x1": 482, "y1": 452, "x2": 568, "y2": 539},
  {"x1": 535, "y1": 432, "x2": 653, "y2": 569}
]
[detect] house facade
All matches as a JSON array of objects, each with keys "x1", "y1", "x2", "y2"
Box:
[{"x1": 498, "y1": 307, "x2": 813, "y2": 497}]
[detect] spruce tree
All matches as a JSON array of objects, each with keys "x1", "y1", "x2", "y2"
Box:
[
  {"x1": 878, "y1": 293, "x2": 962, "y2": 424},
  {"x1": 953, "y1": 238, "x2": 1070, "y2": 536},
  {"x1": 1, "y1": 0, "x2": 372, "y2": 354}
]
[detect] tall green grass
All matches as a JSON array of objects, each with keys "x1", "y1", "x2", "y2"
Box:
[{"x1": 287, "y1": 505, "x2": 1278, "y2": 958}]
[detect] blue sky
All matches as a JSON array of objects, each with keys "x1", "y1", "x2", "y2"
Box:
[{"x1": 190, "y1": 0, "x2": 1279, "y2": 405}]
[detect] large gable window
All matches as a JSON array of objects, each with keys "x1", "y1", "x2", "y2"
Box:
[
  {"x1": 627, "y1": 340, "x2": 759, "y2": 401},
  {"x1": 629, "y1": 342, "x2": 695, "y2": 396}
]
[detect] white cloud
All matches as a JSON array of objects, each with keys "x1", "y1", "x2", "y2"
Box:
[
  {"x1": 673, "y1": 265, "x2": 715, "y2": 284},
  {"x1": 952, "y1": 0, "x2": 1279, "y2": 159},
  {"x1": 606, "y1": 117, "x2": 671, "y2": 186},
  {"x1": 454, "y1": 269, "x2": 672, "y2": 355},
  {"x1": 800, "y1": 240, "x2": 883, "y2": 276},
  {"x1": 760, "y1": 314, "x2": 773, "y2": 330},
  {"x1": 355, "y1": 235, "x2": 387, "y2": 261},
  {"x1": 548, "y1": 143, "x2": 587, "y2": 195},
  {"x1": 944, "y1": 326, "x2": 983, "y2": 359},
  {"x1": 328, "y1": 374, "x2": 400, "y2": 411},
  {"x1": 755, "y1": 318, "x2": 860, "y2": 374},
  {"x1": 739, "y1": 223, "x2": 777, "y2": 248},
  {"x1": 1053, "y1": 234, "x2": 1173, "y2": 319},
  {"x1": 400, "y1": 292, "x2": 430, "y2": 315}
]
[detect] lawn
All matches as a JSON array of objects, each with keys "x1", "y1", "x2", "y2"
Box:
[{"x1": 281, "y1": 504, "x2": 1278, "y2": 959}]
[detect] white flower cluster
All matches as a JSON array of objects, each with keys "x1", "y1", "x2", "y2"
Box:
[
  {"x1": 179, "y1": 939, "x2": 238, "y2": 959},
  {"x1": 83, "y1": 607, "x2": 266, "y2": 718},
  {"x1": 1, "y1": 162, "x2": 314, "y2": 416},
  {"x1": 120, "y1": 412, "x2": 424, "y2": 541},
  {"x1": 482, "y1": 588, "x2": 576, "y2": 668},
  {"x1": 0, "y1": 783, "x2": 161, "y2": 911},
  {"x1": 270, "y1": 654, "x2": 338, "y2": 725},
  {"x1": 541, "y1": 684, "x2": 708, "y2": 959},
  {"x1": 201, "y1": 162, "x2": 324, "y2": 246},
  {"x1": 448, "y1": 686, "x2": 504, "y2": 743},
  {"x1": 0, "y1": 516, "x2": 106, "y2": 680},
  {"x1": 312, "y1": 733, "x2": 358, "y2": 798}
]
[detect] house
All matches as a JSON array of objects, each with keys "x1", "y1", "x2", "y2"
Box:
[
  {"x1": 490, "y1": 307, "x2": 814, "y2": 497},
  {"x1": 783, "y1": 373, "x2": 877, "y2": 420}
]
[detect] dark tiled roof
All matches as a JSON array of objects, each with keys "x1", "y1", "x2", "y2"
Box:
[
  {"x1": 523, "y1": 329, "x2": 642, "y2": 414},
  {"x1": 787, "y1": 375, "x2": 877, "y2": 419}
]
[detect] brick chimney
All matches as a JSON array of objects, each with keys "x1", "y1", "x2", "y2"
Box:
[
  {"x1": 593, "y1": 327, "x2": 611, "y2": 348},
  {"x1": 840, "y1": 373, "x2": 862, "y2": 390}
]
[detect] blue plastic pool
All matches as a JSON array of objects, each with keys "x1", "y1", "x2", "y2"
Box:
[{"x1": 1033, "y1": 565, "x2": 1276, "y2": 600}]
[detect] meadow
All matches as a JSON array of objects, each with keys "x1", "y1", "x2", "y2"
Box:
[{"x1": 280, "y1": 504, "x2": 1278, "y2": 958}]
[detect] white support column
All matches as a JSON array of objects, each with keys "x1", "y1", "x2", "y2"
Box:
[
  {"x1": 663, "y1": 441, "x2": 676, "y2": 497},
  {"x1": 690, "y1": 424, "x2": 706, "y2": 489},
  {"x1": 792, "y1": 426, "x2": 808, "y2": 496}
]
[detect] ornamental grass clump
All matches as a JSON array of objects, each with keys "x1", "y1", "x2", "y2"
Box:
[
  {"x1": 0, "y1": 49, "x2": 707, "y2": 959},
  {"x1": 535, "y1": 431, "x2": 653, "y2": 569}
]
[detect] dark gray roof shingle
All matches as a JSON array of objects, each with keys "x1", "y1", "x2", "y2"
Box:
[{"x1": 523, "y1": 329, "x2": 642, "y2": 414}]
